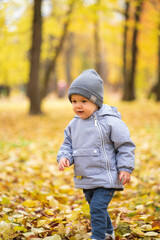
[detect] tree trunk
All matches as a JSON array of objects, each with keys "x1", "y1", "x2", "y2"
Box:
[
  {"x1": 65, "y1": 33, "x2": 74, "y2": 85},
  {"x1": 122, "y1": 1, "x2": 130, "y2": 100},
  {"x1": 27, "y1": 0, "x2": 42, "y2": 114},
  {"x1": 41, "y1": 1, "x2": 74, "y2": 98},
  {"x1": 149, "y1": 19, "x2": 160, "y2": 100},
  {"x1": 123, "y1": 0, "x2": 143, "y2": 101},
  {"x1": 130, "y1": 0, "x2": 143, "y2": 100}
]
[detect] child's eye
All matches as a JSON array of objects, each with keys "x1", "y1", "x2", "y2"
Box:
[
  {"x1": 71, "y1": 100, "x2": 76, "y2": 104},
  {"x1": 82, "y1": 100, "x2": 87, "y2": 103}
]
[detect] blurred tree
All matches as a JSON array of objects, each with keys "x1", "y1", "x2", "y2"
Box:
[
  {"x1": 64, "y1": 32, "x2": 74, "y2": 85},
  {"x1": 122, "y1": 0, "x2": 130, "y2": 98},
  {"x1": 27, "y1": 0, "x2": 75, "y2": 114},
  {"x1": 123, "y1": 0, "x2": 144, "y2": 101},
  {"x1": 148, "y1": 0, "x2": 160, "y2": 101},
  {"x1": 41, "y1": 0, "x2": 75, "y2": 99},
  {"x1": 27, "y1": 0, "x2": 42, "y2": 114}
]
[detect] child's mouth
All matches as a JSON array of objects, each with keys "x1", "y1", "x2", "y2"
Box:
[{"x1": 77, "y1": 111, "x2": 84, "y2": 114}]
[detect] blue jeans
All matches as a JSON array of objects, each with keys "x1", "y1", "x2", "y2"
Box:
[{"x1": 83, "y1": 188, "x2": 115, "y2": 240}]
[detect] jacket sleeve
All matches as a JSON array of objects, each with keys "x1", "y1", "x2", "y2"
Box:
[
  {"x1": 57, "y1": 125, "x2": 74, "y2": 165},
  {"x1": 109, "y1": 117, "x2": 135, "y2": 173}
]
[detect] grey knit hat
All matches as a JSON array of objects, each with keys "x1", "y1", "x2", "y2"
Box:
[{"x1": 68, "y1": 69, "x2": 103, "y2": 108}]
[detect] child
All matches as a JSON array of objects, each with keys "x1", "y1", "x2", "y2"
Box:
[{"x1": 57, "y1": 69, "x2": 135, "y2": 240}]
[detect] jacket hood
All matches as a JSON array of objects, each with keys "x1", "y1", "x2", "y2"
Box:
[{"x1": 96, "y1": 104, "x2": 121, "y2": 119}]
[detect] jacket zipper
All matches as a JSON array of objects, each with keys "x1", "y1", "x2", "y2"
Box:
[{"x1": 94, "y1": 116, "x2": 114, "y2": 188}]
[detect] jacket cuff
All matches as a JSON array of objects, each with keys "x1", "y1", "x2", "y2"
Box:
[
  {"x1": 118, "y1": 168, "x2": 133, "y2": 174},
  {"x1": 57, "y1": 153, "x2": 73, "y2": 165}
]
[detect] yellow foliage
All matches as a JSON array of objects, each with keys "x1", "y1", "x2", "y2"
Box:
[
  {"x1": 22, "y1": 199, "x2": 41, "y2": 208},
  {"x1": 0, "y1": 0, "x2": 159, "y2": 92},
  {"x1": 0, "y1": 97, "x2": 159, "y2": 239}
]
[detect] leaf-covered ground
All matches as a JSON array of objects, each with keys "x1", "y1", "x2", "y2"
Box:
[{"x1": 0, "y1": 96, "x2": 159, "y2": 240}]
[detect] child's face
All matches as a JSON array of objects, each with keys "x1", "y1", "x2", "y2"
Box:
[{"x1": 71, "y1": 94, "x2": 98, "y2": 119}]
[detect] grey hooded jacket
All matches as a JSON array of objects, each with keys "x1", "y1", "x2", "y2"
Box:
[{"x1": 57, "y1": 105, "x2": 135, "y2": 190}]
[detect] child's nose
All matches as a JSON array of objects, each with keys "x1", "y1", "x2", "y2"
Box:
[{"x1": 76, "y1": 102, "x2": 82, "y2": 108}]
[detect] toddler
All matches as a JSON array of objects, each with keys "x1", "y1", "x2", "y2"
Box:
[{"x1": 57, "y1": 69, "x2": 135, "y2": 240}]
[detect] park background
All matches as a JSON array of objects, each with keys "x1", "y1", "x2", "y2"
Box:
[{"x1": 0, "y1": 0, "x2": 160, "y2": 239}]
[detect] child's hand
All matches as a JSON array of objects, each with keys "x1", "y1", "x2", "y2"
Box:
[
  {"x1": 58, "y1": 158, "x2": 70, "y2": 171},
  {"x1": 119, "y1": 171, "x2": 131, "y2": 185}
]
